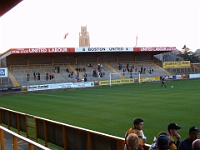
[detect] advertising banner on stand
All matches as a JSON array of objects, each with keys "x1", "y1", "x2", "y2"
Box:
[{"x1": 0, "y1": 68, "x2": 8, "y2": 77}]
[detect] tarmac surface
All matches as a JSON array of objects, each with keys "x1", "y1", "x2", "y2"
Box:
[
  {"x1": 2, "y1": 131, "x2": 57, "y2": 150},
  {"x1": 3, "y1": 131, "x2": 29, "y2": 150}
]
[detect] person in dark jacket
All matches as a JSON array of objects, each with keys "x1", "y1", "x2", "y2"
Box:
[{"x1": 178, "y1": 126, "x2": 199, "y2": 150}]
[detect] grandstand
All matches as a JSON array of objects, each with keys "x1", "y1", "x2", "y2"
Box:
[
  {"x1": 1, "y1": 46, "x2": 200, "y2": 88},
  {"x1": 1, "y1": 46, "x2": 200, "y2": 93},
  {"x1": 0, "y1": 47, "x2": 180, "y2": 87},
  {"x1": 1, "y1": 47, "x2": 199, "y2": 86}
]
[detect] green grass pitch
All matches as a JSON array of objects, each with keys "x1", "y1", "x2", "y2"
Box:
[{"x1": 0, "y1": 79, "x2": 200, "y2": 144}]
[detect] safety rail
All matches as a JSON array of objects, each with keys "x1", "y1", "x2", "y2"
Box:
[
  {"x1": 0, "y1": 107, "x2": 125, "y2": 150},
  {"x1": 0, "y1": 125, "x2": 51, "y2": 150}
]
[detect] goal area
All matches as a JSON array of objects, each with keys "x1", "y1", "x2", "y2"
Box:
[{"x1": 109, "y1": 72, "x2": 140, "y2": 86}]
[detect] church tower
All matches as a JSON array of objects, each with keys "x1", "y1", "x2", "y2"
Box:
[{"x1": 79, "y1": 26, "x2": 90, "y2": 47}]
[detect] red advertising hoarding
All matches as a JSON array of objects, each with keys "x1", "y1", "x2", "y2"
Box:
[
  {"x1": 10, "y1": 47, "x2": 75, "y2": 54},
  {"x1": 134, "y1": 47, "x2": 176, "y2": 52}
]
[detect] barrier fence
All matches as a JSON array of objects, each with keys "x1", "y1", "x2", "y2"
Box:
[
  {"x1": 0, "y1": 125, "x2": 51, "y2": 150},
  {"x1": 0, "y1": 107, "x2": 124, "y2": 150}
]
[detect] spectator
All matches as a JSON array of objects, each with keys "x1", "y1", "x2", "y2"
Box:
[
  {"x1": 84, "y1": 72, "x2": 87, "y2": 82},
  {"x1": 157, "y1": 134, "x2": 170, "y2": 150},
  {"x1": 46, "y1": 73, "x2": 49, "y2": 81},
  {"x1": 149, "y1": 132, "x2": 171, "y2": 150},
  {"x1": 168, "y1": 123, "x2": 181, "y2": 150},
  {"x1": 178, "y1": 126, "x2": 199, "y2": 150},
  {"x1": 84, "y1": 72, "x2": 87, "y2": 78},
  {"x1": 143, "y1": 68, "x2": 146, "y2": 74},
  {"x1": 98, "y1": 63, "x2": 101, "y2": 71},
  {"x1": 87, "y1": 63, "x2": 92, "y2": 67},
  {"x1": 71, "y1": 71, "x2": 74, "y2": 77},
  {"x1": 37, "y1": 72, "x2": 40, "y2": 80},
  {"x1": 83, "y1": 67, "x2": 86, "y2": 72},
  {"x1": 33, "y1": 72, "x2": 37, "y2": 80},
  {"x1": 57, "y1": 66, "x2": 60, "y2": 73},
  {"x1": 125, "y1": 133, "x2": 141, "y2": 150},
  {"x1": 192, "y1": 139, "x2": 200, "y2": 150},
  {"x1": 55, "y1": 66, "x2": 57, "y2": 73},
  {"x1": 52, "y1": 73, "x2": 55, "y2": 80},
  {"x1": 125, "y1": 118, "x2": 149, "y2": 150},
  {"x1": 127, "y1": 63, "x2": 129, "y2": 70},
  {"x1": 49, "y1": 73, "x2": 52, "y2": 80},
  {"x1": 27, "y1": 73, "x2": 30, "y2": 81}
]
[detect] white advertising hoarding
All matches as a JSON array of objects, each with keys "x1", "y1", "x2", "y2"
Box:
[
  {"x1": 27, "y1": 82, "x2": 94, "y2": 91},
  {"x1": 75, "y1": 47, "x2": 133, "y2": 52}
]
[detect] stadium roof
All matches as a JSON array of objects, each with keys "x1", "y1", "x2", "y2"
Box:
[
  {"x1": 0, "y1": 46, "x2": 176, "y2": 59},
  {"x1": 0, "y1": 0, "x2": 22, "y2": 17}
]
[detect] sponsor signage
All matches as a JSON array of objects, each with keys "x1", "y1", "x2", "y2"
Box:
[
  {"x1": 10, "y1": 48, "x2": 75, "y2": 54},
  {"x1": 162, "y1": 61, "x2": 190, "y2": 68},
  {"x1": 174, "y1": 75, "x2": 184, "y2": 79},
  {"x1": 9, "y1": 47, "x2": 177, "y2": 54},
  {"x1": 27, "y1": 82, "x2": 94, "y2": 91},
  {"x1": 140, "y1": 77, "x2": 156, "y2": 82},
  {"x1": 189, "y1": 74, "x2": 200, "y2": 79},
  {"x1": 134, "y1": 47, "x2": 176, "y2": 52},
  {"x1": 99, "y1": 79, "x2": 134, "y2": 85},
  {"x1": 75, "y1": 47, "x2": 133, "y2": 52},
  {"x1": 0, "y1": 68, "x2": 8, "y2": 77},
  {"x1": 0, "y1": 86, "x2": 21, "y2": 93}
]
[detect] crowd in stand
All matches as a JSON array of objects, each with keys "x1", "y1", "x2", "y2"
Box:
[
  {"x1": 25, "y1": 62, "x2": 158, "y2": 83},
  {"x1": 45, "y1": 72, "x2": 55, "y2": 81},
  {"x1": 27, "y1": 72, "x2": 41, "y2": 81},
  {"x1": 125, "y1": 118, "x2": 199, "y2": 150},
  {"x1": 26, "y1": 66, "x2": 63, "y2": 82},
  {"x1": 120, "y1": 63, "x2": 155, "y2": 76},
  {"x1": 27, "y1": 72, "x2": 54, "y2": 81}
]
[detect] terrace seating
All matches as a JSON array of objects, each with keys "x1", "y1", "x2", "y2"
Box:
[
  {"x1": 0, "y1": 77, "x2": 12, "y2": 87},
  {"x1": 8, "y1": 60, "x2": 171, "y2": 86}
]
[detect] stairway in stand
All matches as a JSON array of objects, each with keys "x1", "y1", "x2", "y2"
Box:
[
  {"x1": 8, "y1": 70, "x2": 20, "y2": 86},
  {"x1": 105, "y1": 63, "x2": 124, "y2": 79}
]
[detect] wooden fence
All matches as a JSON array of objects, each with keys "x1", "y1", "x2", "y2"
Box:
[{"x1": 0, "y1": 107, "x2": 124, "y2": 150}]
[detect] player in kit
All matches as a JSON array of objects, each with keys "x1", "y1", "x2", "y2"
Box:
[{"x1": 161, "y1": 76, "x2": 166, "y2": 88}]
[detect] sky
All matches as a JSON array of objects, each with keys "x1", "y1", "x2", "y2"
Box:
[{"x1": 0, "y1": 0, "x2": 200, "y2": 53}]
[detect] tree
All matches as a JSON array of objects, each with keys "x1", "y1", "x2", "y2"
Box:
[{"x1": 178, "y1": 45, "x2": 200, "y2": 63}]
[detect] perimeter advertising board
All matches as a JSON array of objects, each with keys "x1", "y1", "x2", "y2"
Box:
[
  {"x1": 27, "y1": 82, "x2": 94, "y2": 91},
  {"x1": 0, "y1": 86, "x2": 21, "y2": 93},
  {"x1": 99, "y1": 79, "x2": 134, "y2": 85}
]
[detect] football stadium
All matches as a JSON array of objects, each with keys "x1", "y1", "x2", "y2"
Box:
[{"x1": 1, "y1": 1, "x2": 200, "y2": 150}]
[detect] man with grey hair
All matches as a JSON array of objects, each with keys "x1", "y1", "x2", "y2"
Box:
[{"x1": 192, "y1": 139, "x2": 200, "y2": 150}]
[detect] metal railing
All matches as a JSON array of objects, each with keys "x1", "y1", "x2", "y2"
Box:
[{"x1": 0, "y1": 125, "x2": 51, "y2": 150}]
